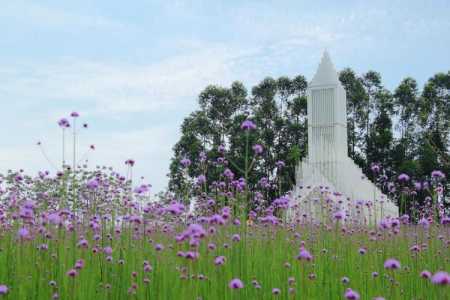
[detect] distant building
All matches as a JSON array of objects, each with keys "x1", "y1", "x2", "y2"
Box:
[{"x1": 291, "y1": 51, "x2": 398, "y2": 223}]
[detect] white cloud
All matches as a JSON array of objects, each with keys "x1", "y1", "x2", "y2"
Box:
[{"x1": 0, "y1": 46, "x2": 242, "y2": 116}]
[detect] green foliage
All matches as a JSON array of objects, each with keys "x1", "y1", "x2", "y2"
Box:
[
  {"x1": 169, "y1": 69, "x2": 450, "y2": 206},
  {"x1": 168, "y1": 76, "x2": 308, "y2": 200}
]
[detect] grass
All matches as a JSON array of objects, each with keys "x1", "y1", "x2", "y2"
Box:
[{"x1": 0, "y1": 217, "x2": 448, "y2": 299}]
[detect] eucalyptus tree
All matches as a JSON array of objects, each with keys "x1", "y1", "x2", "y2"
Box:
[
  {"x1": 338, "y1": 68, "x2": 367, "y2": 163},
  {"x1": 391, "y1": 78, "x2": 421, "y2": 175},
  {"x1": 419, "y1": 72, "x2": 450, "y2": 176}
]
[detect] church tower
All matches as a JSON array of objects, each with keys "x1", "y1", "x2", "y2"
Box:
[
  {"x1": 292, "y1": 51, "x2": 398, "y2": 223},
  {"x1": 308, "y1": 50, "x2": 347, "y2": 163}
]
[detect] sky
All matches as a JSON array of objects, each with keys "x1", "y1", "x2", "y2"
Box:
[{"x1": 1, "y1": 0, "x2": 449, "y2": 193}]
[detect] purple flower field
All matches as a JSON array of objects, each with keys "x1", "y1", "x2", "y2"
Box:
[{"x1": 0, "y1": 114, "x2": 448, "y2": 300}]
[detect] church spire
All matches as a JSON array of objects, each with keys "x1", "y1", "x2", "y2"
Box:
[{"x1": 310, "y1": 50, "x2": 340, "y2": 87}]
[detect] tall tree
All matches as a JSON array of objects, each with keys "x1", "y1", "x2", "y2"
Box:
[
  {"x1": 419, "y1": 72, "x2": 450, "y2": 176},
  {"x1": 339, "y1": 68, "x2": 367, "y2": 163},
  {"x1": 366, "y1": 89, "x2": 394, "y2": 177},
  {"x1": 168, "y1": 82, "x2": 248, "y2": 196},
  {"x1": 391, "y1": 78, "x2": 421, "y2": 175},
  {"x1": 360, "y1": 71, "x2": 383, "y2": 158}
]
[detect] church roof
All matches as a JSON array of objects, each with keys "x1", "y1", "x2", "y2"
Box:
[{"x1": 310, "y1": 50, "x2": 340, "y2": 87}]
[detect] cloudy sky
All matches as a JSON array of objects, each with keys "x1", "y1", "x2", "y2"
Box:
[{"x1": 1, "y1": 0, "x2": 449, "y2": 193}]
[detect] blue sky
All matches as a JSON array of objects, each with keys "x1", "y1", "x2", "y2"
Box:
[{"x1": 1, "y1": 0, "x2": 449, "y2": 193}]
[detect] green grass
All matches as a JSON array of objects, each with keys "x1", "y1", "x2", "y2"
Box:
[{"x1": 0, "y1": 221, "x2": 448, "y2": 299}]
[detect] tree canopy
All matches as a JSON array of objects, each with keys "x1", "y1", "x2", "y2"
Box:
[{"x1": 168, "y1": 69, "x2": 450, "y2": 212}]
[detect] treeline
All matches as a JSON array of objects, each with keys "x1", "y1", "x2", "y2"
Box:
[{"x1": 168, "y1": 69, "x2": 450, "y2": 207}]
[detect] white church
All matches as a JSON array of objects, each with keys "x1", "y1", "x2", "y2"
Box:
[{"x1": 291, "y1": 51, "x2": 398, "y2": 223}]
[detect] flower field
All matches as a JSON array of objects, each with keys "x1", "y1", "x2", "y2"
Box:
[{"x1": 0, "y1": 115, "x2": 448, "y2": 300}]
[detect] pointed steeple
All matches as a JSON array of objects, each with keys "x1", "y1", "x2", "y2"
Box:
[{"x1": 310, "y1": 50, "x2": 340, "y2": 87}]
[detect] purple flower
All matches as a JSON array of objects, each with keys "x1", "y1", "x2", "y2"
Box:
[
  {"x1": 70, "y1": 112, "x2": 80, "y2": 118},
  {"x1": 66, "y1": 269, "x2": 78, "y2": 277},
  {"x1": 414, "y1": 181, "x2": 422, "y2": 191},
  {"x1": 252, "y1": 144, "x2": 263, "y2": 155},
  {"x1": 184, "y1": 224, "x2": 206, "y2": 239},
  {"x1": 18, "y1": 227, "x2": 30, "y2": 239},
  {"x1": 0, "y1": 285, "x2": 8, "y2": 295},
  {"x1": 296, "y1": 247, "x2": 313, "y2": 261},
  {"x1": 418, "y1": 218, "x2": 430, "y2": 229},
  {"x1": 391, "y1": 218, "x2": 400, "y2": 227},
  {"x1": 431, "y1": 170, "x2": 445, "y2": 179},
  {"x1": 223, "y1": 168, "x2": 234, "y2": 180},
  {"x1": 19, "y1": 207, "x2": 34, "y2": 219},
  {"x1": 196, "y1": 175, "x2": 207, "y2": 185},
  {"x1": 134, "y1": 184, "x2": 150, "y2": 194},
  {"x1": 371, "y1": 163, "x2": 380, "y2": 173},
  {"x1": 273, "y1": 196, "x2": 289, "y2": 209},
  {"x1": 410, "y1": 245, "x2": 420, "y2": 252},
  {"x1": 125, "y1": 159, "x2": 135, "y2": 167},
  {"x1": 240, "y1": 120, "x2": 256, "y2": 130},
  {"x1": 198, "y1": 151, "x2": 207, "y2": 162},
  {"x1": 144, "y1": 264, "x2": 152, "y2": 272},
  {"x1": 77, "y1": 239, "x2": 88, "y2": 248},
  {"x1": 420, "y1": 270, "x2": 432, "y2": 279},
  {"x1": 276, "y1": 160, "x2": 285, "y2": 169},
  {"x1": 231, "y1": 234, "x2": 240, "y2": 242},
  {"x1": 180, "y1": 158, "x2": 191, "y2": 168},
  {"x1": 384, "y1": 258, "x2": 401, "y2": 270},
  {"x1": 103, "y1": 246, "x2": 113, "y2": 255},
  {"x1": 344, "y1": 288, "x2": 360, "y2": 300},
  {"x1": 48, "y1": 213, "x2": 61, "y2": 225},
  {"x1": 333, "y1": 210, "x2": 345, "y2": 220},
  {"x1": 218, "y1": 144, "x2": 226, "y2": 154},
  {"x1": 272, "y1": 288, "x2": 281, "y2": 295},
  {"x1": 259, "y1": 214, "x2": 279, "y2": 225},
  {"x1": 441, "y1": 216, "x2": 450, "y2": 225},
  {"x1": 154, "y1": 244, "x2": 164, "y2": 251},
  {"x1": 74, "y1": 259, "x2": 84, "y2": 270},
  {"x1": 185, "y1": 251, "x2": 199, "y2": 260},
  {"x1": 58, "y1": 118, "x2": 70, "y2": 128},
  {"x1": 229, "y1": 278, "x2": 244, "y2": 289},
  {"x1": 87, "y1": 179, "x2": 99, "y2": 190},
  {"x1": 431, "y1": 271, "x2": 450, "y2": 285},
  {"x1": 165, "y1": 202, "x2": 185, "y2": 216},
  {"x1": 214, "y1": 256, "x2": 226, "y2": 266},
  {"x1": 398, "y1": 173, "x2": 410, "y2": 182}
]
